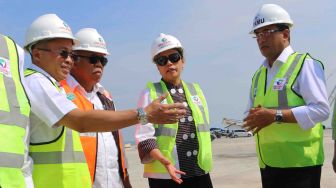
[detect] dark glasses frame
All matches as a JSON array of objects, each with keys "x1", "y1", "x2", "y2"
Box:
[
  {"x1": 37, "y1": 48, "x2": 75, "y2": 59},
  {"x1": 74, "y1": 54, "x2": 108, "y2": 66},
  {"x1": 154, "y1": 52, "x2": 181, "y2": 66}
]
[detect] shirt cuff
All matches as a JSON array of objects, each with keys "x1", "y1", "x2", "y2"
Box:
[
  {"x1": 137, "y1": 139, "x2": 158, "y2": 163},
  {"x1": 291, "y1": 106, "x2": 315, "y2": 130}
]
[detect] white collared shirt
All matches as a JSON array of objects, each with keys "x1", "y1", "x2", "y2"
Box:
[
  {"x1": 66, "y1": 75, "x2": 123, "y2": 188},
  {"x1": 245, "y1": 46, "x2": 330, "y2": 130},
  {"x1": 24, "y1": 63, "x2": 78, "y2": 183}
]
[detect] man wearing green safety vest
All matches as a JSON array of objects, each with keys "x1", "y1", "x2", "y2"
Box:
[
  {"x1": 23, "y1": 14, "x2": 186, "y2": 188},
  {"x1": 0, "y1": 34, "x2": 32, "y2": 188},
  {"x1": 243, "y1": 4, "x2": 329, "y2": 188}
]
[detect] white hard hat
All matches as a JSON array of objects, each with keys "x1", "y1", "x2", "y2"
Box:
[
  {"x1": 24, "y1": 14, "x2": 76, "y2": 52},
  {"x1": 73, "y1": 28, "x2": 109, "y2": 55},
  {"x1": 250, "y1": 4, "x2": 293, "y2": 34},
  {"x1": 151, "y1": 33, "x2": 183, "y2": 61}
]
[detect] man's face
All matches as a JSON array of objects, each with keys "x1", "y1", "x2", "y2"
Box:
[
  {"x1": 254, "y1": 24, "x2": 289, "y2": 60},
  {"x1": 32, "y1": 38, "x2": 74, "y2": 81},
  {"x1": 71, "y1": 50, "x2": 107, "y2": 86}
]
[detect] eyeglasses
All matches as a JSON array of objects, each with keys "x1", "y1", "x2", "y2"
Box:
[
  {"x1": 74, "y1": 54, "x2": 108, "y2": 66},
  {"x1": 252, "y1": 29, "x2": 283, "y2": 39},
  {"x1": 37, "y1": 48, "x2": 75, "y2": 59},
  {"x1": 154, "y1": 53, "x2": 181, "y2": 66}
]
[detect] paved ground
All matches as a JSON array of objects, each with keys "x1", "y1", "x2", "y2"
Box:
[{"x1": 125, "y1": 129, "x2": 336, "y2": 188}]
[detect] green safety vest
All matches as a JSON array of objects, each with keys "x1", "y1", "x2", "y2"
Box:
[
  {"x1": 145, "y1": 80, "x2": 212, "y2": 174},
  {"x1": 24, "y1": 69, "x2": 91, "y2": 188},
  {"x1": 251, "y1": 52, "x2": 324, "y2": 168},
  {"x1": 0, "y1": 35, "x2": 30, "y2": 188}
]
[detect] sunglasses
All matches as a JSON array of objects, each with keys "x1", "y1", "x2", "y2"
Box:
[
  {"x1": 154, "y1": 53, "x2": 181, "y2": 66},
  {"x1": 74, "y1": 54, "x2": 108, "y2": 66},
  {"x1": 252, "y1": 29, "x2": 284, "y2": 39},
  {"x1": 37, "y1": 48, "x2": 75, "y2": 59}
]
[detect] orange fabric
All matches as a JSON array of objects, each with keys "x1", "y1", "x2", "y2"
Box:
[
  {"x1": 117, "y1": 131, "x2": 128, "y2": 179},
  {"x1": 60, "y1": 80, "x2": 129, "y2": 182},
  {"x1": 79, "y1": 136, "x2": 97, "y2": 182},
  {"x1": 60, "y1": 80, "x2": 96, "y2": 183}
]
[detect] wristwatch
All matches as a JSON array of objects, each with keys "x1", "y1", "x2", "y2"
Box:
[
  {"x1": 274, "y1": 110, "x2": 283, "y2": 123},
  {"x1": 137, "y1": 108, "x2": 148, "y2": 125}
]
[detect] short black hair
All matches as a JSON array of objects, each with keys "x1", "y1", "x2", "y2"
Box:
[{"x1": 276, "y1": 24, "x2": 289, "y2": 31}]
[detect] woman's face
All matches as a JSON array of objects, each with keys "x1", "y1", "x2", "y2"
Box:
[{"x1": 154, "y1": 49, "x2": 184, "y2": 85}]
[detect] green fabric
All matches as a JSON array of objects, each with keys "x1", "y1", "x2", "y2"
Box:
[
  {"x1": 251, "y1": 52, "x2": 324, "y2": 168},
  {"x1": 0, "y1": 35, "x2": 30, "y2": 188},
  {"x1": 24, "y1": 70, "x2": 91, "y2": 188},
  {"x1": 144, "y1": 80, "x2": 212, "y2": 174}
]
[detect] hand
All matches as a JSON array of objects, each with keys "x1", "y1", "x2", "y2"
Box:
[
  {"x1": 243, "y1": 105, "x2": 275, "y2": 134},
  {"x1": 158, "y1": 155, "x2": 186, "y2": 184},
  {"x1": 144, "y1": 93, "x2": 186, "y2": 124},
  {"x1": 150, "y1": 149, "x2": 186, "y2": 184}
]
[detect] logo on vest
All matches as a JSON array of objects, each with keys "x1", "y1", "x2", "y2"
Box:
[
  {"x1": 66, "y1": 93, "x2": 76, "y2": 101},
  {"x1": 191, "y1": 95, "x2": 202, "y2": 106},
  {"x1": 273, "y1": 78, "x2": 287, "y2": 90},
  {"x1": 0, "y1": 57, "x2": 11, "y2": 77}
]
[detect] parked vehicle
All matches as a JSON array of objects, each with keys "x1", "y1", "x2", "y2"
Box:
[
  {"x1": 210, "y1": 132, "x2": 216, "y2": 141},
  {"x1": 210, "y1": 127, "x2": 228, "y2": 137},
  {"x1": 229, "y1": 129, "x2": 253, "y2": 138}
]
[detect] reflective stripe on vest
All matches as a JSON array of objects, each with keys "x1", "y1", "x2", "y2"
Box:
[
  {"x1": 0, "y1": 153, "x2": 24, "y2": 168},
  {"x1": 251, "y1": 52, "x2": 324, "y2": 168},
  {"x1": 152, "y1": 82, "x2": 210, "y2": 137},
  {"x1": 61, "y1": 80, "x2": 129, "y2": 185},
  {"x1": 145, "y1": 80, "x2": 212, "y2": 174},
  {"x1": 60, "y1": 79, "x2": 96, "y2": 183},
  {"x1": 29, "y1": 128, "x2": 86, "y2": 164},
  {"x1": 25, "y1": 71, "x2": 91, "y2": 188},
  {"x1": 251, "y1": 54, "x2": 303, "y2": 109},
  {"x1": 0, "y1": 35, "x2": 30, "y2": 188}
]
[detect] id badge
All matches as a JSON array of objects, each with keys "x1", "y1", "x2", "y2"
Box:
[{"x1": 273, "y1": 78, "x2": 287, "y2": 90}]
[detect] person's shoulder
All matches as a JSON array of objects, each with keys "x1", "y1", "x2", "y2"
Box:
[
  {"x1": 24, "y1": 71, "x2": 55, "y2": 92},
  {"x1": 302, "y1": 53, "x2": 324, "y2": 70},
  {"x1": 24, "y1": 70, "x2": 46, "y2": 82}
]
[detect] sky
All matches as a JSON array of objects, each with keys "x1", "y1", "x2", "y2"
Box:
[{"x1": 2, "y1": 0, "x2": 336, "y2": 143}]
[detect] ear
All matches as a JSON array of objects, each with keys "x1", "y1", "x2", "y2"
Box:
[
  {"x1": 283, "y1": 29, "x2": 290, "y2": 40},
  {"x1": 31, "y1": 48, "x2": 41, "y2": 63}
]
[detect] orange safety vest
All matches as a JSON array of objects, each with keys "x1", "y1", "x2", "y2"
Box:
[{"x1": 60, "y1": 80, "x2": 128, "y2": 183}]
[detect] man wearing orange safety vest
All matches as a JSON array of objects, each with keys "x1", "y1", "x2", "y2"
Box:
[{"x1": 60, "y1": 28, "x2": 132, "y2": 188}]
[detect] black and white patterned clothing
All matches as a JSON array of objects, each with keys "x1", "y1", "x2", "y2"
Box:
[
  {"x1": 164, "y1": 81, "x2": 205, "y2": 178},
  {"x1": 135, "y1": 79, "x2": 207, "y2": 179}
]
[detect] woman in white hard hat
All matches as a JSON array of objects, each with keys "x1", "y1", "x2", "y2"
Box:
[{"x1": 135, "y1": 33, "x2": 213, "y2": 188}]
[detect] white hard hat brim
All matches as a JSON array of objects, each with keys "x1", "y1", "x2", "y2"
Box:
[
  {"x1": 73, "y1": 46, "x2": 109, "y2": 55},
  {"x1": 24, "y1": 35, "x2": 77, "y2": 52},
  {"x1": 152, "y1": 46, "x2": 183, "y2": 62},
  {"x1": 249, "y1": 21, "x2": 293, "y2": 34}
]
